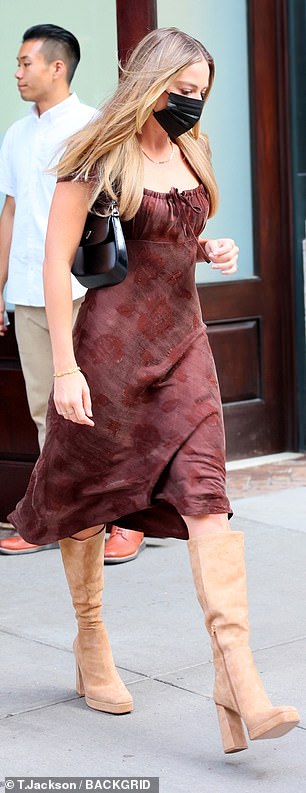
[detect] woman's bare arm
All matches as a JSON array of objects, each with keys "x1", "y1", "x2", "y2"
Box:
[
  {"x1": 44, "y1": 180, "x2": 89, "y2": 369},
  {"x1": 44, "y1": 180, "x2": 95, "y2": 426}
]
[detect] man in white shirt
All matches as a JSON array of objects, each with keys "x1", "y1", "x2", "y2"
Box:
[{"x1": 0, "y1": 24, "x2": 95, "y2": 553}]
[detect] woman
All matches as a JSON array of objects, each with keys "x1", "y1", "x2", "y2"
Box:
[{"x1": 9, "y1": 28, "x2": 299, "y2": 753}]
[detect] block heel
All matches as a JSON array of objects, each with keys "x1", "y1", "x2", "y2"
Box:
[{"x1": 216, "y1": 704, "x2": 248, "y2": 753}]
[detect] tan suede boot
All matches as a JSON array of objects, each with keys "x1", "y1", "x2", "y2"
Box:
[
  {"x1": 188, "y1": 532, "x2": 300, "y2": 753},
  {"x1": 60, "y1": 529, "x2": 133, "y2": 714}
]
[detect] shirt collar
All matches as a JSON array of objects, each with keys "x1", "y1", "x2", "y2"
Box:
[{"x1": 30, "y1": 93, "x2": 80, "y2": 123}]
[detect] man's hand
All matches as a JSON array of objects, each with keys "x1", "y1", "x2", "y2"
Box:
[{"x1": 0, "y1": 294, "x2": 9, "y2": 336}]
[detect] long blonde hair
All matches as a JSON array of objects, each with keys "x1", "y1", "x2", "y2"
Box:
[{"x1": 57, "y1": 27, "x2": 219, "y2": 219}]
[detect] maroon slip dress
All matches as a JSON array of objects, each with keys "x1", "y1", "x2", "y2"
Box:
[{"x1": 9, "y1": 185, "x2": 231, "y2": 543}]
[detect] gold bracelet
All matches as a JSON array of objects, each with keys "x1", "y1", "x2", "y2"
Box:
[{"x1": 53, "y1": 366, "x2": 81, "y2": 378}]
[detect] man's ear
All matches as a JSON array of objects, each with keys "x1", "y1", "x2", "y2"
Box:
[{"x1": 52, "y1": 59, "x2": 67, "y2": 80}]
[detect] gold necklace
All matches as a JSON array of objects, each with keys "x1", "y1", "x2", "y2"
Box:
[{"x1": 141, "y1": 139, "x2": 174, "y2": 164}]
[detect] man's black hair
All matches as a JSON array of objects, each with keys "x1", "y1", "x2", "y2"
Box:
[{"x1": 22, "y1": 24, "x2": 81, "y2": 83}]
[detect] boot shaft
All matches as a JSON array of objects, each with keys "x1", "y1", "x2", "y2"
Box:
[
  {"x1": 59, "y1": 529, "x2": 105, "y2": 627},
  {"x1": 188, "y1": 531, "x2": 249, "y2": 650}
]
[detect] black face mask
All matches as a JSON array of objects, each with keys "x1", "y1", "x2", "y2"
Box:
[{"x1": 153, "y1": 91, "x2": 205, "y2": 139}]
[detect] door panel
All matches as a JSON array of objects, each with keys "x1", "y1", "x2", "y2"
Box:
[
  {"x1": 207, "y1": 317, "x2": 261, "y2": 403},
  {"x1": 0, "y1": 319, "x2": 38, "y2": 457},
  {"x1": 0, "y1": 312, "x2": 38, "y2": 519}
]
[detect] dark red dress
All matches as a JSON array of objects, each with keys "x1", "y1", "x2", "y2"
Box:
[{"x1": 9, "y1": 185, "x2": 231, "y2": 543}]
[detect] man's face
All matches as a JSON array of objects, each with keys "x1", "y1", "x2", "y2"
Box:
[{"x1": 15, "y1": 39, "x2": 57, "y2": 104}]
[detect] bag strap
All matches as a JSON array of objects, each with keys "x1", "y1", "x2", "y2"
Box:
[
  {"x1": 80, "y1": 201, "x2": 117, "y2": 247},
  {"x1": 111, "y1": 205, "x2": 128, "y2": 266}
]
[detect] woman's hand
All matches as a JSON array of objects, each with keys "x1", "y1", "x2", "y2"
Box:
[
  {"x1": 54, "y1": 370, "x2": 95, "y2": 427},
  {"x1": 203, "y1": 238, "x2": 239, "y2": 275}
]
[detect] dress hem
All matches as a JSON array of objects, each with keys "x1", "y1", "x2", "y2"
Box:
[{"x1": 8, "y1": 494, "x2": 232, "y2": 546}]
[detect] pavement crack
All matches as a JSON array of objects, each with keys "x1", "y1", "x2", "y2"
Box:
[
  {"x1": 253, "y1": 635, "x2": 306, "y2": 652},
  {"x1": 0, "y1": 626, "x2": 73, "y2": 653},
  {"x1": 0, "y1": 695, "x2": 80, "y2": 721},
  {"x1": 149, "y1": 676, "x2": 212, "y2": 699}
]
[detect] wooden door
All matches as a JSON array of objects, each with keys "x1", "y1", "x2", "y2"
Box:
[{"x1": 0, "y1": 0, "x2": 298, "y2": 521}]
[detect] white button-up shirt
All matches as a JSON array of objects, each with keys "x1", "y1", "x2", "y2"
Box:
[{"x1": 0, "y1": 93, "x2": 96, "y2": 306}]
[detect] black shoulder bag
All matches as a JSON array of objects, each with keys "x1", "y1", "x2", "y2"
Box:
[{"x1": 72, "y1": 202, "x2": 128, "y2": 289}]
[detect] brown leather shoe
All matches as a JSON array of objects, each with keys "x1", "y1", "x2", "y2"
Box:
[
  {"x1": 0, "y1": 534, "x2": 59, "y2": 555},
  {"x1": 104, "y1": 526, "x2": 145, "y2": 564}
]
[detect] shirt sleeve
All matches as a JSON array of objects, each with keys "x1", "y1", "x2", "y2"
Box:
[{"x1": 0, "y1": 127, "x2": 16, "y2": 197}]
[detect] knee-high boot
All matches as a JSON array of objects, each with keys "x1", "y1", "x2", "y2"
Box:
[
  {"x1": 188, "y1": 531, "x2": 299, "y2": 753},
  {"x1": 59, "y1": 529, "x2": 133, "y2": 714}
]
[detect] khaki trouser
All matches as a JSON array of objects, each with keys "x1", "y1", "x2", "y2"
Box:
[{"x1": 14, "y1": 298, "x2": 84, "y2": 451}]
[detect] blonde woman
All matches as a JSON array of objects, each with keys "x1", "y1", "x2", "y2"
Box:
[{"x1": 9, "y1": 28, "x2": 299, "y2": 753}]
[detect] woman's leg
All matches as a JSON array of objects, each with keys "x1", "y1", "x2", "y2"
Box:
[
  {"x1": 72, "y1": 525, "x2": 103, "y2": 540},
  {"x1": 59, "y1": 524, "x2": 133, "y2": 714},
  {"x1": 184, "y1": 513, "x2": 300, "y2": 753},
  {"x1": 183, "y1": 513, "x2": 230, "y2": 537}
]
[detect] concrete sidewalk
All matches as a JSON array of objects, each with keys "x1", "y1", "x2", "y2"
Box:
[{"x1": 0, "y1": 483, "x2": 305, "y2": 792}]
